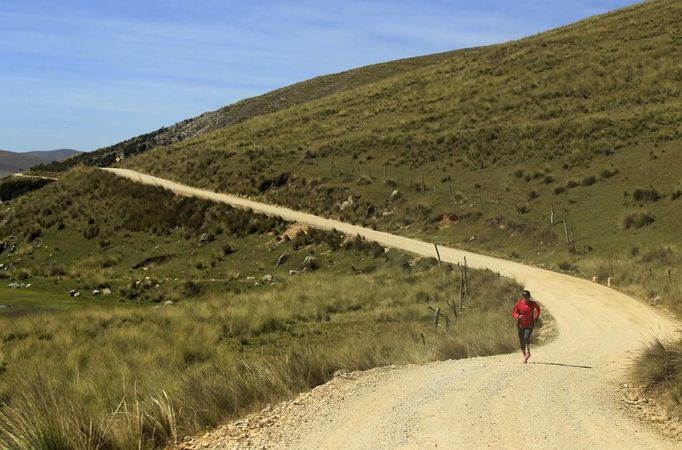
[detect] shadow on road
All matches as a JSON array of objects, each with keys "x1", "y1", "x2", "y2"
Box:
[{"x1": 530, "y1": 361, "x2": 592, "y2": 369}]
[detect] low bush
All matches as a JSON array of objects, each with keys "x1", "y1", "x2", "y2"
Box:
[
  {"x1": 581, "y1": 175, "x2": 597, "y2": 186},
  {"x1": 600, "y1": 168, "x2": 619, "y2": 179},
  {"x1": 623, "y1": 212, "x2": 655, "y2": 229},
  {"x1": 633, "y1": 187, "x2": 663, "y2": 202}
]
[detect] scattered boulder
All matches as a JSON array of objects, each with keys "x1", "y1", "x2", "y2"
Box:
[
  {"x1": 303, "y1": 256, "x2": 320, "y2": 271},
  {"x1": 164, "y1": 300, "x2": 174, "y2": 306},
  {"x1": 93, "y1": 289, "x2": 101, "y2": 296},
  {"x1": 262, "y1": 274, "x2": 273, "y2": 283},
  {"x1": 8, "y1": 282, "x2": 19, "y2": 289},
  {"x1": 102, "y1": 288, "x2": 112, "y2": 296},
  {"x1": 339, "y1": 196, "x2": 354, "y2": 211},
  {"x1": 390, "y1": 190, "x2": 401, "y2": 200},
  {"x1": 276, "y1": 253, "x2": 289, "y2": 266},
  {"x1": 246, "y1": 276, "x2": 256, "y2": 281},
  {"x1": 288, "y1": 270, "x2": 299, "y2": 275},
  {"x1": 69, "y1": 290, "x2": 80, "y2": 298},
  {"x1": 198, "y1": 233, "x2": 209, "y2": 246}
]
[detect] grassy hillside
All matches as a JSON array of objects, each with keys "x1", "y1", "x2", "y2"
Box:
[
  {"x1": 122, "y1": 0, "x2": 681, "y2": 306},
  {"x1": 3, "y1": 0, "x2": 681, "y2": 440},
  {"x1": 33, "y1": 52, "x2": 459, "y2": 172},
  {"x1": 0, "y1": 167, "x2": 407, "y2": 312}
]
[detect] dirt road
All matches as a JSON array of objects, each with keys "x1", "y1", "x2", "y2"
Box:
[{"x1": 105, "y1": 168, "x2": 679, "y2": 449}]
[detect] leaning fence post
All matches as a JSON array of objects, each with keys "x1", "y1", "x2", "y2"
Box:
[
  {"x1": 434, "y1": 306, "x2": 440, "y2": 329},
  {"x1": 434, "y1": 244, "x2": 442, "y2": 266}
]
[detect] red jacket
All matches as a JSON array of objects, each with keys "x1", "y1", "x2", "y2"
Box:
[{"x1": 513, "y1": 299, "x2": 540, "y2": 328}]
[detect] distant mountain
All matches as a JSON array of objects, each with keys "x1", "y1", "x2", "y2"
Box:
[
  {"x1": 0, "y1": 149, "x2": 80, "y2": 177},
  {"x1": 22, "y1": 149, "x2": 81, "y2": 162}
]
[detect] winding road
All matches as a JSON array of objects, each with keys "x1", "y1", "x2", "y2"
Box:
[{"x1": 105, "y1": 168, "x2": 679, "y2": 449}]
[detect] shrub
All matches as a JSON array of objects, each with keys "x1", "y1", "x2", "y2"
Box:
[
  {"x1": 623, "y1": 212, "x2": 655, "y2": 229},
  {"x1": 672, "y1": 188, "x2": 682, "y2": 200},
  {"x1": 14, "y1": 269, "x2": 30, "y2": 281},
  {"x1": 527, "y1": 190, "x2": 539, "y2": 200},
  {"x1": 24, "y1": 225, "x2": 42, "y2": 242},
  {"x1": 183, "y1": 281, "x2": 202, "y2": 297},
  {"x1": 632, "y1": 337, "x2": 682, "y2": 415},
  {"x1": 558, "y1": 261, "x2": 575, "y2": 271},
  {"x1": 83, "y1": 225, "x2": 100, "y2": 239},
  {"x1": 633, "y1": 187, "x2": 663, "y2": 202},
  {"x1": 600, "y1": 168, "x2": 618, "y2": 179},
  {"x1": 553, "y1": 186, "x2": 566, "y2": 195},
  {"x1": 581, "y1": 175, "x2": 596, "y2": 186}
]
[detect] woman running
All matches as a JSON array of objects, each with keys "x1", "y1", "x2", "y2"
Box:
[{"x1": 512, "y1": 290, "x2": 541, "y2": 363}]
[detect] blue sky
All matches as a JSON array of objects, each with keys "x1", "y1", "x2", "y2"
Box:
[{"x1": 1, "y1": 0, "x2": 636, "y2": 152}]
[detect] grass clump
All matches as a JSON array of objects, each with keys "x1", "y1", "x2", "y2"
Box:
[
  {"x1": 632, "y1": 337, "x2": 682, "y2": 419},
  {"x1": 633, "y1": 187, "x2": 663, "y2": 202},
  {"x1": 623, "y1": 211, "x2": 655, "y2": 229}
]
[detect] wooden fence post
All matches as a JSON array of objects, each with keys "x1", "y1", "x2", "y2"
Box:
[
  {"x1": 459, "y1": 271, "x2": 464, "y2": 311},
  {"x1": 434, "y1": 244, "x2": 442, "y2": 266},
  {"x1": 463, "y1": 256, "x2": 469, "y2": 296}
]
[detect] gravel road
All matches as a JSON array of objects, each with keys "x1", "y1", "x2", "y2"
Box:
[{"x1": 105, "y1": 168, "x2": 680, "y2": 449}]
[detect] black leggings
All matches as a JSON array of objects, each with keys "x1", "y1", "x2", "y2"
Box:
[{"x1": 517, "y1": 327, "x2": 533, "y2": 350}]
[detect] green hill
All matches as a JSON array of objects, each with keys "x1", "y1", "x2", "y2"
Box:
[
  {"x1": 34, "y1": 52, "x2": 459, "y2": 172},
  {"x1": 121, "y1": 0, "x2": 681, "y2": 303}
]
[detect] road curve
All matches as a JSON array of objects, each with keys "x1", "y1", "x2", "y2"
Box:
[{"x1": 104, "y1": 168, "x2": 679, "y2": 449}]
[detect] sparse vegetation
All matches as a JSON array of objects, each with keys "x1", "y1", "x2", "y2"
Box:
[{"x1": 0, "y1": 263, "x2": 523, "y2": 449}]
